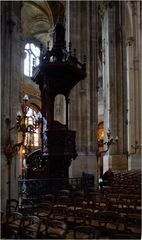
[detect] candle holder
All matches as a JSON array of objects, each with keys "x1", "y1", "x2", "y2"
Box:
[
  {"x1": 131, "y1": 141, "x2": 142, "y2": 154},
  {"x1": 4, "y1": 94, "x2": 42, "y2": 200},
  {"x1": 96, "y1": 129, "x2": 119, "y2": 178}
]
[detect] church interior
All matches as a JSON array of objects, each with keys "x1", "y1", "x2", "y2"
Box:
[{"x1": 1, "y1": 1, "x2": 141, "y2": 239}]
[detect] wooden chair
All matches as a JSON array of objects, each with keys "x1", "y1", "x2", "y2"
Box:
[
  {"x1": 73, "y1": 195, "x2": 85, "y2": 210},
  {"x1": 51, "y1": 205, "x2": 68, "y2": 222},
  {"x1": 74, "y1": 208, "x2": 93, "y2": 226},
  {"x1": 58, "y1": 189, "x2": 70, "y2": 196},
  {"x1": 73, "y1": 191, "x2": 84, "y2": 201},
  {"x1": 124, "y1": 213, "x2": 141, "y2": 237},
  {"x1": 94, "y1": 198, "x2": 108, "y2": 212},
  {"x1": 97, "y1": 210, "x2": 120, "y2": 236},
  {"x1": 42, "y1": 193, "x2": 55, "y2": 205},
  {"x1": 6, "y1": 199, "x2": 19, "y2": 214},
  {"x1": 6, "y1": 211, "x2": 23, "y2": 239},
  {"x1": 85, "y1": 191, "x2": 96, "y2": 209},
  {"x1": 46, "y1": 220, "x2": 67, "y2": 239},
  {"x1": 67, "y1": 194, "x2": 85, "y2": 228},
  {"x1": 36, "y1": 202, "x2": 52, "y2": 224},
  {"x1": 91, "y1": 211, "x2": 101, "y2": 230},
  {"x1": 67, "y1": 207, "x2": 93, "y2": 230},
  {"x1": 20, "y1": 199, "x2": 34, "y2": 216},
  {"x1": 110, "y1": 200, "x2": 130, "y2": 213},
  {"x1": 20, "y1": 215, "x2": 41, "y2": 239},
  {"x1": 128, "y1": 198, "x2": 141, "y2": 214},
  {"x1": 74, "y1": 225, "x2": 100, "y2": 239},
  {"x1": 56, "y1": 195, "x2": 70, "y2": 207}
]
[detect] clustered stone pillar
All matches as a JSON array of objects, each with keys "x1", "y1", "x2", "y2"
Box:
[
  {"x1": 69, "y1": 1, "x2": 98, "y2": 179},
  {"x1": 126, "y1": 2, "x2": 142, "y2": 168},
  {"x1": 1, "y1": 1, "x2": 22, "y2": 208},
  {"x1": 102, "y1": 2, "x2": 128, "y2": 171}
]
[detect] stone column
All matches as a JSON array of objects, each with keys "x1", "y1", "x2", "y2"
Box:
[
  {"x1": 1, "y1": 1, "x2": 22, "y2": 210},
  {"x1": 126, "y1": 2, "x2": 142, "y2": 168},
  {"x1": 68, "y1": 1, "x2": 98, "y2": 183},
  {"x1": 102, "y1": 2, "x2": 128, "y2": 172}
]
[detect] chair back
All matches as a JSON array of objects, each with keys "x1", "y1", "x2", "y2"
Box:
[
  {"x1": 46, "y1": 219, "x2": 67, "y2": 239},
  {"x1": 74, "y1": 208, "x2": 93, "y2": 225},
  {"x1": 37, "y1": 202, "x2": 52, "y2": 223},
  {"x1": 6, "y1": 211, "x2": 23, "y2": 238},
  {"x1": 21, "y1": 215, "x2": 41, "y2": 239},
  {"x1": 43, "y1": 194, "x2": 55, "y2": 205},
  {"x1": 125, "y1": 213, "x2": 141, "y2": 236},
  {"x1": 56, "y1": 195, "x2": 70, "y2": 207},
  {"x1": 52, "y1": 205, "x2": 68, "y2": 221},
  {"x1": 20, "y1": 199, "x2": 34, "y2": 216},
  {"x1": 74, "y1": 225, "x2": 99, "y2": 239},
  {"x1": 6, "y1": 199, "x2": 19, "y2": 214}
]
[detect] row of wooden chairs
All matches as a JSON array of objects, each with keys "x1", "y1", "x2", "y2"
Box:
[
  {"x1": 3, "y1": 209, "x2": 141, "y2": 239},
  {"x1": 2, "y1": 194, "x2": 141, "y2": 239},
  {"x1": 2, "y1": 211, "x2": 67, "y2": 239},
  {"x1": 38, "y1": 203, "x2": 141, "y2": 238},
  {"x1": 1, "y1": 210, "x2": 99, "y2": 239},
  {"x1": 111, "y1": 170, "x2": 141, "y2": 188},
  {"x1": 5, "y1": 189, "x2": 141, "y2": 224}
]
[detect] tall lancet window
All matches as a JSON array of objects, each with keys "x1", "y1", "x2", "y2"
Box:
[{"x1": 24, "y1": 43, "x2": 40, "y2": 77}]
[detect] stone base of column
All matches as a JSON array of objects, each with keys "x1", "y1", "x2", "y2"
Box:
[
  {"x1": 108, "y1": 154, "x2": 128, "y2": 171},
  {"x1": 70, "y1": 153, "x2": 98, "y2": 186}
]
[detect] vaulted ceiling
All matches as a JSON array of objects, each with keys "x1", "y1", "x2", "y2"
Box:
[{"x1": 21, "y1": 1, "x2": 65, "y2": 48}]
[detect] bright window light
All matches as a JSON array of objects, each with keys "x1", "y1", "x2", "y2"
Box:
[{"x1": 24, "y1": 43, "x2": 40, "y2": 77}]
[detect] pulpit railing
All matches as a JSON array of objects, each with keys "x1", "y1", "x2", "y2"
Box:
[{"x1": 18, "y1": 177, "x2": 82, "y2": 201}]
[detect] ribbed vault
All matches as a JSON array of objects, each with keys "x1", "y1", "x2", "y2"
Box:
[{"x1": 21, "y1": 1, "x2": 65, "y2": 48}]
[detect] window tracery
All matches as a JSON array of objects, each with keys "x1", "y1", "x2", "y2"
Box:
[{"x1": 24, "y1": 43, "x2": 40, "y2": 77}]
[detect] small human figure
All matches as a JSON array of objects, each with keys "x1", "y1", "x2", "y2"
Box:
[
  {"x1": 100, "y1": 168, "x2": 114, "y2": 189},
  {"x1": 102, "y1": 168, "x2": 114, "y2": 182}
]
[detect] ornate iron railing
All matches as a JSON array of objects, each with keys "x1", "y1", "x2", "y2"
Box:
[
  {"x1": 18, "y1": 177, "x2": 82, "y2": 200},
  {"x1": 18, "y1": 174, "x2": 95, "y2": 201}
]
